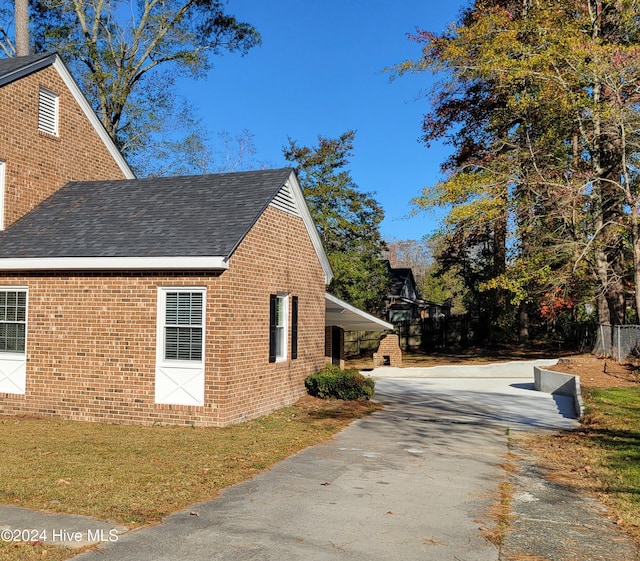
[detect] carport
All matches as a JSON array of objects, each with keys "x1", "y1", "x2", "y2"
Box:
[{"x1": 325, "y1": 293, "x2": 393, "y2": 367}]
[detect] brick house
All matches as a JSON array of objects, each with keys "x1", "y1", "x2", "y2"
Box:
[{"x1": 0, "y1": 53, "x2": 389, "y2": 426}]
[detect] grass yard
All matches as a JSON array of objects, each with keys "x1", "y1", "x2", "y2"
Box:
[{"x1": 0, "y1": 396, "x2": 378, "y2": 561}]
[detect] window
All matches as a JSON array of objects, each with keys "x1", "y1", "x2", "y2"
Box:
[
  {"x1": 0, "y1": 289, "x2": 27, "y2": 354},
  {"x1": 162, "y1": 290, "x2": 204, "y2": 361},
  {"x1": 38, "y1": 87, "x2": 59, "y2": 136},
  {"x1": 269, "y1": 294, "x2": 288, "y2": 362},
  {"x1": 155, "y1": 288, "x2": 206, "y2": 406}
]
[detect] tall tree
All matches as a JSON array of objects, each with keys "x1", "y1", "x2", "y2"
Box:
[
  {"x1": 284, "y1": 131, "x2": 388, "y2": 314},
  {"x1": 0, "y1": 1, "x2": 14, "y2": 55},
  {"x1": 13, "y1": 0, "x2": 261, "y2": 174},
  {"x1": 393, "y1": 0, "x2": 640, "y2": 334},
  {"x1": 14, "y1": 0, "x2": 27, "y2": 55}
]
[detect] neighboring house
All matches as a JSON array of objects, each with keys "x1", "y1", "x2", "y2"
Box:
[
  {"x1": 385, "y1": 263, "x2": 421, "y2": 322},
  {"x1": 0, "y1": 53, "x2": 387, "y2": 426},
  {"x1": 384, "y1": 262, "x2": 450, "y2": 322}
]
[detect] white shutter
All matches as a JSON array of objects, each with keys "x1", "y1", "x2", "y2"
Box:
[{"x1": 38, "y1": 87, "x2": 59, "y2": 136}]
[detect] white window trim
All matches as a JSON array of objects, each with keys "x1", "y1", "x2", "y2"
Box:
[
  {"x1": 155, "y1": 287, "x2": 206, "y2": 406},
  {"x1": 0, "y1": 160, "x2": 5, "y2": 231},
  {"x1": 38, "y1": 86, "x2": 59, "y2": 136},
  {"x1": 275, "y1": 293, "x2": 289, "y2": 362},
  {"x1": 156, "y1": 287, "x2": 206, "y2": 367},
  {"x1": 0, "y1": 286, "x2": 28, "y2": 396}
]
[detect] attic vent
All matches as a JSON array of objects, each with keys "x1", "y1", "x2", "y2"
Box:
[
  {"x1": 270, "y1": 182, "x2": 301, "y2": 217},
  {"x1": 38, "y1": 87, "x2": 59, "y2": 136}
]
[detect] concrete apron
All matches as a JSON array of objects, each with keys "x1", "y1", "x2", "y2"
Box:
[{"x1": 370, "y1": 358, "x2": 559, "y2": 378}]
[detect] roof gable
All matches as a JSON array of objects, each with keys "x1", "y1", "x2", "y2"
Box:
[
  {"x1": 0, "y1": 53, "x2": 134, "y2": 179},
  {"x1": 0, "y1": 168, "x2": 332, "y2": 280},
  {"x1": 387, "y1": 263, "x2": 417, "y2": 297}
]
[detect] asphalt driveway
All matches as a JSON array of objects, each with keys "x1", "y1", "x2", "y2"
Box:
[{"x1": 64, "y1": 362, "x2": 578, "y2": 561}]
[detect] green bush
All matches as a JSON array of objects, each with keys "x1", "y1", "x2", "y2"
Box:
[{"x1": 305, "y1": 364, "x2": 375, "y2": 400}]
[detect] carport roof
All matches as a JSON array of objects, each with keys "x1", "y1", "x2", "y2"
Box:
[{"x1": 325, "y1": 293, "x2": 393, "y2": 332}]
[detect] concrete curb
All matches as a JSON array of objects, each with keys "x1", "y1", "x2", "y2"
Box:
[{"x1": 534, "y1": 367, "x2": 584, "y2": 418}]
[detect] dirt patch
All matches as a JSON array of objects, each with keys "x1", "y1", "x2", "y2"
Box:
[
  {"x1": 501, "y1": 449, "x2": 640, "y2": 561},
  {"x1": 548, "y1": 355, "x2": 640, "y2": 388}
]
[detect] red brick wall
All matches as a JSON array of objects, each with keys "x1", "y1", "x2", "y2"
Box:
[
  {"x1": 219, "y1": 206, "x2": 326, "y2": 423},
  {"x1": 0, "y1": 207, "x2": 326, "y2": 426},
  {"x1": 0, "y1": 64, "x2": 128, "y2": 228}
]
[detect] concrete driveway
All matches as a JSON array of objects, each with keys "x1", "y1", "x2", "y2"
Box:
[{"x1": 67, "y1": 360, "x2": 576, "y2": 561}]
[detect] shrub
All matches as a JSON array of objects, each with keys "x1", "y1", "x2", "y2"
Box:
[{"x1": 305, "y1": 364, "x2": 375, "y2": 400}]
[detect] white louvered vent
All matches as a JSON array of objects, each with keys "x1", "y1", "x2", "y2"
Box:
[
  {"x1": 270, "y1": 182, "x2": 301, "y2": 217},
  {"x1": 38, "y1": 87, "x2": 59, "y2": 136}
]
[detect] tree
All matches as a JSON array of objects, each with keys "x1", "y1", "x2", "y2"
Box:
[
  {"x1": 15, "y1": 0, "x2": 261, "y2": 174},
  {"x1": 0, "y1": 1, "x2": 14, "y2": 55},
  {"x1": 393, "y1": 0, "x2": 640, "y2": 338},
  {"x1": 283, "y1": 131, "x2": 388, "y2": 314},
  {"x1": 14, "y1": 0, "x2": 27, "y2": 55}
]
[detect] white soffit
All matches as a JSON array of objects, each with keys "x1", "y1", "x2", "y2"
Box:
[
  {"x1": 325, "y1": 293, "x2": 393, "y2": 332},
  {"x1": 0, "y1": 256, "x2": 229, "y2": 271}
]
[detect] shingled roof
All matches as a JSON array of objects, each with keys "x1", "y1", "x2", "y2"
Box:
[
  {"x1": 0, "y1": 168, "x2": 331, "y2": 279},
  {"x1": 0, "y1": 52, "x2": 56, "y2": 87}
]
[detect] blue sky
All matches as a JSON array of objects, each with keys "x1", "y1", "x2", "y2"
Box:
[{"x1": 184, "y1": 1, "x2": 467, "y2": 241}]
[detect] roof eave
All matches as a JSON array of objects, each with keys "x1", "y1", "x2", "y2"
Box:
[
  {"x1": 287, "y1": 171, "x2": 333, "y2": 284},
  {"x1": 0, "y1": 53, "x2": 56, "y2": 87},
  {"x1": 325, "y1": 293, "x2": 393, "y2": 332},
  {"x1": 0, "y1": 256, "x2": 229, "y2": 271}
]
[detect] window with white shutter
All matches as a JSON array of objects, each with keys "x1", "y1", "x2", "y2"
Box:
[
  {"x1": 163, "y1": 291, "x2": 204, "y2": 361},
  {"x1": 0, "y1": 290, "x2": 27, "y2": 354},
  {"x1": 155, "y1": 287, "x2": 206, "y2": 406},
  {"x1": 38, "y1": 87, "x2": 59, "y2": 136},
  {"x1": 0, "y1": 287, "x2": 28, "y2": 395}
]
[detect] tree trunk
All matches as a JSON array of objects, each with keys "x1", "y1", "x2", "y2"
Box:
[
  {"x1": 14, "y1": 0, "x2": 29, "y2": 56},
  {"x1": 633, "y1": 206, "x2": 640, "y2": 323},
  {"x1": 518, "y1": 303, "x2": 530, "y2": 343}
]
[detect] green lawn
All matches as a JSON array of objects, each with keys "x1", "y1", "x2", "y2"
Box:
[{"x1": 583, "y1": 387, "x2": 640, "y2": 523}]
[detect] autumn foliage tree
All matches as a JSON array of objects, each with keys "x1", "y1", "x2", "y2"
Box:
[{"x1": 394, "y1": 0, "x2": 640, "y2": 342}]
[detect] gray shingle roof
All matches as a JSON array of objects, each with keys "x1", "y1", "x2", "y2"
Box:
[
  {"x1": 0, "y1": 168, "x2": 295, "y2": 259},
  {"x1": 0, "y1": 53, "x2": 56, "y2": 87}
]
